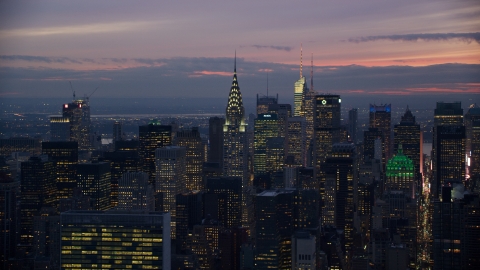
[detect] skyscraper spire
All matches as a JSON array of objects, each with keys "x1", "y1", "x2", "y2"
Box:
[
  {"x1": 267, "y1": 72, "x2": 269, "y2": 96},
  {"x1": 300, "y1": 43, "x2": 303, "y2": 79},
  {"x1": 234, "y1": 50, "x2": 237, "y2": 73}
]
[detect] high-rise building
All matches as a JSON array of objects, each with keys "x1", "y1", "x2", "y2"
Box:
[
  {"x1": 268, "y1": 103, "x2": 292, "y2": 139},
  {"x1": 465, "y1": 105, "x2": 480, "y2": 191},
  {"x1": 223, "y1": 56, "x2": 248, "y2": 228},
  {"x1": 112, "y1": 121, "x2": 123, "y2": 144},
  {"x1": 432, "y1": 102, "x2": 464, "y2": 198},
  {"x1": 139, "y1": 121, "x2": 173, "y2": 186},
  {"x1": 20, "y1": 156, "x2": 57, "y2": 247},
  {"x1": 205, "y1": 177, "x2": 242, "y2": 229},
  {"x1": 394, "y1": 107, "x2": 422, "y2": 181},
  {"x1": 322, "y1": 143, "x2": 356, "y2": 257},
  {"x1": 266, "y1": 137, "x2": 285, "y2": 187},
  {"x1": 255, "y1": 189, "x2": 294, "y2": 269},
  {"x1": 386, "y1": 145, "x2": 415, "y2": 197},
  {"x1": 287, "y1": 116, "x2": 306, "y2": 166},
  {"x1": 0, "y1": 137, "x2": 42, "y2": 157},
  {"x1": 175, "y1": 127, "x2": 204, "y2": 191},
  {"x1": 363, "y1": 127, "x2": 385, "y2": 165},
  {"x1": 42, "y1": 141, "x2": 78, "y2": 200},
  {"x1": 257, "y1": 94, "x2": 278, "y2": 116},
  {"x1": 117, "y1": 172, "x2": 154, "y2": 211},
  {"x1": 254, "y1": 113, "x2": 279, "y2": 176},
  {"x1": 348, "y1": 108, "x2": 358, "y2": 144},
  {"x1": 294, "y1": 46, "x2": 307, "y2": 117},
  {"x1": 0, "y1": 174, "x2": 19, "y2": 269},
  {"x1": 62, "y1": 99, "x2": 91, "y2": 150},
  {"x1": 155, "y1": 146, "x2": 186, "y2": 238},
  {"x1": 60, "y1": 210, "x2": 171, "y2": 270},
  {"x1": 208, "y1": 117, "x2": 225, "y2": 165},
  {"x1": 49, "y1": 116, "x2": 70, "y2": 141},
  {"x1": 369, "y1": 104, "x2": 392, "y2": 160},
  {"x1": 77, "y1": 162, "x2": 111, "y2": 211},
  {"x1": 175, "y1": 190, "x2": 204, "y2": 253},
  {"x1": 313, "y1": 94, "x2": 341, "y2": 203},
  {"x1": 433, "y1": 125, "x2": 465, "y2": 197}
]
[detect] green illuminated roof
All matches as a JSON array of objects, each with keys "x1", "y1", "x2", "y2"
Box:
[{"x1": 386, "y1": 144, "x2": 414, "y2": 177}]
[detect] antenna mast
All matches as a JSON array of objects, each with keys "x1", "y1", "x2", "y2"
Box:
[
  {"x1": 300, "y1": 43, "x2": 303, "y2": 79},
  {"x1": 69, "y1": 81, "x2": 75, "y2": 101}
]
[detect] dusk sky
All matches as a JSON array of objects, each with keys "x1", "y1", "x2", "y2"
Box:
[{"x1": 0, "y1": 0, "x2": 479, "y2": 102}]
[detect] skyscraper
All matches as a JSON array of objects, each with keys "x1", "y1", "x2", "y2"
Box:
[
  {"x1": 432, "y1": 102, "x2": 464, "y2": 198},
  {"x1": 286, "y1": 116, "x2": 306, "y2": 166},
  {"x1": 139, "y1": 121, "x2": 173, "y2": 186},
  {"x1": 386, "y1": 145, "x2": 415, "y2": 197},
  {"x1": 62, "y1": 99, "x2": 91, "y2": 150},
  {"x1": 294, "y1": 46, "x2": 307, "y2": 117},
  {"x1": 394, "y1": 107, "x2": 422, "y2": 179},
  {"x1": 223, "y1": 55, "x2": 248, "y2": 185},
  {"x1": 369, "y1": 104, "x2": 392, "y2": 160},
  {"x1": 20, "y1": 156, "x2": 57, "y2": 247},
  {"x1": 49, "y1": 116, "x2": 70, "y2": 141},
  {"x1": 175, "y1": 127, "x2": 204, "y2": 191},
  {"x1": 42, "y1": 141, "x2": 78, "y2": 200},
  {"x1": 254, "y1": 113, "x2": 279, "y2": 176},
  {"x1": 155, "y1": 146, "x2": 187, "y2": 238},
  {"x1": 0, "y1": 174, "x2": 19, "y2": 269},
  {"x1": 77, "y1": 162, "x2": 111, "y2": 211},
  {"x1": 208, "y1": 116, "x2": 225, "y2": 165},
  {"x1": 465, "y1": 105, "x2": 480, "y2": 191},
  {"x1": 117, "y1": 172, "x2": 154, "y2": 211},
  {"x1": 205, "y1": 177, "x2": 242, "y2": 229},
  {"x1": 256, "y1": 94, "x2": 278, "y2": 116}
]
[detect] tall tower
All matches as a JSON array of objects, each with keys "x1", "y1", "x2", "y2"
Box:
[
  {"x1": 369, "y1": 104, "x2": 392, "y2": 160},
  {"x1": 77, "y1": 162, "x2": 111, "y2": 211},
  {"x1": 62, "y1": 99, "x2": 91, "y2": 150},
  {"x1": 294, "y1": 45, "x2": 307, "y2": 117},
  {"x1": 432, "y1": 102, "x2": 464, "y2": 198},
  {"x1": 254, "y1": 114, "x2": 279, "y2": 177},
  {"x1": 394, "y1": 107, "x2": 421, "y2": 181},
  {"x1": 223, "y1": 54, "x2": 248, "y2": 183},
  {"x1": 139, "y1": 121, "x2": 173, "y2": 186},
  {"x1": 176, "y1": 127, "x2": 204, "y2": 191}
]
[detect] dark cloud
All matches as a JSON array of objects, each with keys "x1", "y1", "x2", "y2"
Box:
[
  {"x1": 245, "y1": 45, "x2": 293, "y2": 52},
  {"x1": 0, "y1": 55, "x2": 84, "y2": 64},
  {"x1": 348, "y1": 32, "x2": 480, "y2": 44}
]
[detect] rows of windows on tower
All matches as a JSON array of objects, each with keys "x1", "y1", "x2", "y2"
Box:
[{"x1": 1, "y1": 57, "x2": 479, "y2": 270}]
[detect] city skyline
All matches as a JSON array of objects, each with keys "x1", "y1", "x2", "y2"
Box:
[{"x1": 0, "y1": 1, "x2": 479, "y2": 99}]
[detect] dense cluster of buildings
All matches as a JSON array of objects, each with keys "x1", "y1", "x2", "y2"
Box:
[{"x1": 1, "y1": 53, "x2": 479, "y2": 269}]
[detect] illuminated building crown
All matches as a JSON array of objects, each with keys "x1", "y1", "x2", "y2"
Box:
[{"x1": 226, "y1": 53, "x2": 245, "y2": 126}]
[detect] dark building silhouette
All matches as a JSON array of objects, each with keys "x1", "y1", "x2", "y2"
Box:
[
  {"x1": 175, "y1": 190, "x2": 204, "y2": 253},
  {"x1": 208, "y1": 117, "x2": 225, "y2": 165},
  {"x1": 20, "y1": 156, "x2": 57, "y2": 248},
  {"x1": 0, "y1": 173, "x2": 19, "y2": 269},
  {"x1": 205, "y1": 177, "x2": 242, "y2": 229},
  {"x1": 0, "y1": 137, "x2": 41, "y2": 157},
  {"x1": 139, "y1": 121, "x2": 173, "y2": 185},
  {"x1": 77, "y1": 162, "x2": 111, "y2": 211},
  {"x1": 348, "y1": 108, "x2": 358, "y2": 144},
  {"x1": 256, "y1": 94, "x2": 278, "y2": 116},
  {"x1": 369, "y1": 104, "x2": 392, "y2": 160}
]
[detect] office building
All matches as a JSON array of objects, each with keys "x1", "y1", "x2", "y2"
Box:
[
  {"x1": 0, "y1": 175, "x2": 19, "y2": 269},
  {"x1": 287, "y1": 116, "x2": 306, "y2": 166},
  {"x1": 155, "y1": 146, "x2": 186, "y2": 238},
  {"x1": 175, "y1": 190, "x2": 204, "y2": 253},
  {"x1": 208, "y1": 117, "x2": 225, "y2": 165},
  {"x1": 62, "y1": 99, "x2": 91, "y2": 150},
  {"x1": 465, "y1": 105, "x2": 480, "y2": 191},
  {"x1": 294, "y1": 47, "x2": 307, "y2": 117},
  {"x1": 394, "y1": 107, "x2": 422, "y2": 181},
  {"x1": 386, "y1": 145, "x2": 415, "y2": 197},
  {"x1": 265, "y1": 137, "x2": 285, "y2": 187},
  {"x1": 60, "y1": 210, "x2": 171, "y2": 270},
  {"x1": 77, "y1": 162, "x2": 111, "y2": 211},
  {"x1": 20, "y1": 156, "x2": 57, "y2": 246},
  {"x1": 370, "y1": 104, "x2": 392, "y2": 159},
  {"x1": 117, "y1": 172, "x2": 154, "y2": 211},
  {"x1": 42, "y1": 141, "x2": 78, "y2": 200},
  {"x1": 268, "y1": 103, "x2": 291, "y2": 138},
  {"x1": 322, "y1": 143, "x2": 356, "y2": 257},
  {"x1": 139, "y1": 121, "x2": 173, "y2": 186},
  {"x1": 205, "y1": 177, "x2": 242, "y2": 229},
  {"x1": 50, "y1": 116, "x2": 70, "y2": 141},
  {"x1": 292, "y1": 230, "x2": 316, "y2": 270},
  {"x1": 432, "y1": 102, "x2": 464, "y2": 198},
  {"x1": 254, "y1": 113, "x2": 279, "y2": 176},
  {"x1": 0, "y1": 137, "x2": 42, "y2": 157},
  {"x1": 175, "y1": 127, "x2": 204, "y2": 191},
  {"x1": 256, "y1": 94, "x2": 278, "y2": 116}
]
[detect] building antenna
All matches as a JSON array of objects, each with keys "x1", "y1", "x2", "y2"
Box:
[
  {"x1": 300, "y1": 43, "x2": 303, "y2": 79},
  {"x1": 311, "y1": 53, "x2": 314, "y2": 92},
  {"x1": 69, "y1": 81, "x2": 75, "y2": 100}
]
